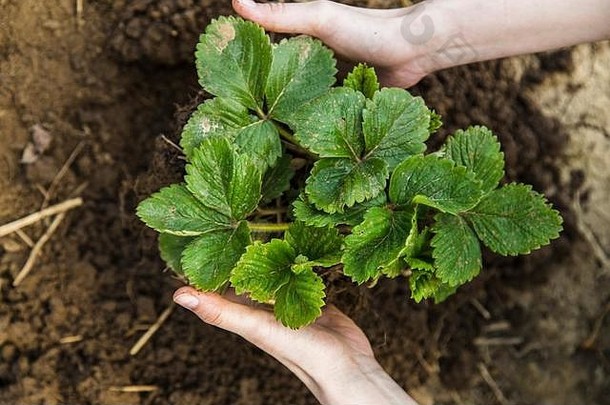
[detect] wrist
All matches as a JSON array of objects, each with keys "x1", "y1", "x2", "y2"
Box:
[
  {"x1": 406, "y1": 0, "x2": 610, "y2": 76},
  {"x1": 311, "y1": 354, "x2": 418, "y2": 405}
]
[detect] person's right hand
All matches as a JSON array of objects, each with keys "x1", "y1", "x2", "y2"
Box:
[
  {"x1": 232, "y1": 0, "x2": 437, "y2": 87},
  {"x1": 173, "y1": 286, "x2": 419, "y2": 405}
]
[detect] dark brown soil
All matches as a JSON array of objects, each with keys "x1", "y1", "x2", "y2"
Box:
[
  {"x1": 1, "y1": 1, "x2": 608, "y2": 405},
  {"x1": 110, "y1": 0, "x2": 234, "y2": 65}
]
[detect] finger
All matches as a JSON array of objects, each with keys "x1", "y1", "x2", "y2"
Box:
[
  {"x1": 173, "y1": 286, "x2": 294, "y2": 351},
  {"x1": 232, "y1": 0, "x2": 403, "y2": 36},
  {"x1": 173, "y1": 287, "x2": 268, "y2": 331},
  {"x1": 315, "y1": 305, "x2": 375, "y2": 356},
  {"x1": 377, "y1": 66, "x2": 426, "y2": 88},
  {"x1": 233, "y1": 0, "x2": 406, "y2": 68},
  {"x1": 232, "y1": 0, "x2": 324, "y2": 34},
  {"x1": 314, "y1": 304, "x2": 348, "y2": 328},
  {"x1": 222, "y1": 287, "x2": 255, "y2": 306},
  {"x1": 233, "y1": 0, "x2": 409, "y2": 31},
  {"x1": 222, "y1": 288, "x2": 274, "y2": 311},
  {"x1": 352, "y1": 5, "x2": 411, "y2": 18}
]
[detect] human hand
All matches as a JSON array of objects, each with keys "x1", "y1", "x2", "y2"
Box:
[
  {"x1": 233, "y1": 0, "x2": 610, "y2": 89},
  {"x1": 232, "y1": 0, "x2": 438, "y2": 87},
  {"x1": 173, "y1": 287, "x2": 419, "y2": 405}
]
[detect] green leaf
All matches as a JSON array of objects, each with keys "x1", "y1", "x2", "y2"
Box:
[
  {"x1": 182, "y1": 221, "x2": 251, "y2": 291},
  {"x1": 275, "y1": 268, "x2": 325, "y2": 328},
  {"x1": 231, "y1": 232, "x2": 329, "y2": 328},
  {"x1": 391, "y1": 207, "x2": 434, "y2": 274},
  {"x1": 230, "y1": 154, "x2": 264, "y2": 219},
  {"x1": 231, "y1": 239, "x2": 294, "y2": 302},
  {"x1": 362, "y1": 88, "x2": 430, "y2": 170},
  {"x1": 266, "y1": 36, "x2": 336, "y2": 123},
  {"x1": 343, "y1": 207, "x2": 412, "y2": 283},
  {"x1": 409, "y1": 270, "x2": 457, "y2": 303},
  {"x1": 185, "y1": 138, "x2": 233, "y2": 217},
  {"x1": 293, "y1": 193, "x2": 386, "y2": 227},
  {"x1": 158, "y1": 234, "x2": 195, "y2": 275},
  {"x1": 378, "y1": 256, "x2": 407, "y2": 278},
  {"x1": 444, "y1": 126, "x2": 504, "y2": 193},
  {"x1": 429, "y1": 110, "x2": 443, "y2": 134},
  {"x1": 180, "y1": 97, "x2": 252, "y2": 159},
  {"x1": 431, "y1": 213, "x2": 482, "y2": 286},
  {"x1": 291, "y1": 254, "x2": 313, "y2": 274},
  {"x1": 306, "y1": 157, "x2": 388, "y2": 213},
  {"x1": 261, "y1": 154, "x2": 295, "y2": 203},
  {"x1": 464, "y1": 184, "x2": 563, "y2": 255},
  {"x1": 180, "y1": 99, "x2": 281, "y2": 167},
  {"x1": 196, "y1": 16, "x2": 271, "y2": 110},
  {"x1": 285, "y1": 221, "x2": 343, "y2": 265},
  {"x1": 185, "y1": 137, "x2": 261, "y2": 220},
  {"x1": 401, "y1": 206, "x2": 429, "y2": 259},
  {"x1": 293, "y1": 87, "x2": 366, "y2": 159},
  {"x1": 389, "y1": 155, "x2": 482, "y2": 214},
  {"x1": 234, "y1": 119, "x2": 282, "y2": 168},
  {"x1": 406, "y1": 256, "x2": 435, "y2": 272},
  {"x1": 136, "y1": 184, "x2": 229, "y2": 236},
  {"x1": 343, "y1": 63, "x2": 379, "y2": 99}
]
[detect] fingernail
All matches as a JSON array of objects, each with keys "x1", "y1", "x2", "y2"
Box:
[{"x1": 174, "y1": 294, "x2": 199, "y2": 310}]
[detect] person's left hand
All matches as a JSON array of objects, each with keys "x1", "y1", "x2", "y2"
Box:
[{"x1": 232, "y1": 0, "x2": 437, "y2": 87}]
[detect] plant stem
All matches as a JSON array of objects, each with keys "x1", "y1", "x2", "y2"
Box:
[
  {"x1": 248, "y1": 222, "x2": 290, "y2": 232},
  {"x1": 280, "y1": 141, "x2": 311, "y2": 160},
  {"x1": 274, "y1": 123, "x2": 318, "y2": 160},
  {"x1": 254, "y1": 107, "x2": 318, "y2": 160},
  {"x1": 256, "y1": 207, "x2": 288, "y2": 216},
  {"x1": 255, "y1": 106, "x2": 267, "y2": 120},
  {"x1": 275, "y1": 123, "x2": 298, "y2": 145}
]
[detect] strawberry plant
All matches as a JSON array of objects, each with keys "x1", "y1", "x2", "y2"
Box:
[{"x1": 137, "y1": 17, "x2": 563, "y2": 328}]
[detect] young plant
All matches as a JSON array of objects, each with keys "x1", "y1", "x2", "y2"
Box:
[{"x1": 137, "y1": 17, "x2": 563, "y2": 328}]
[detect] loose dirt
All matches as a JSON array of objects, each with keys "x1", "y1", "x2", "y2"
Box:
[{"x1": 1, "y1": 1, "x2": 608, "y2": 404}]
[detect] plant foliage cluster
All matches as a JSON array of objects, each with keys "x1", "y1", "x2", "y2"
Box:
[{"x1": 137, "y1": 17, "x2": 563, "y2": 328}]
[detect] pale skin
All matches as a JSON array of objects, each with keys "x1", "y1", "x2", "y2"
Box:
[{"x1": 174, "y1": 1, "x2": 610, "y2": 403}]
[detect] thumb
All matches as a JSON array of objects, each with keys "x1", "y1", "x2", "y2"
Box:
[{"x1": 232, "y1": 0, "x2": 331, "y2": 35}]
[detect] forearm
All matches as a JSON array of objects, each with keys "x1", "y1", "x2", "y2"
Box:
[
  {"x1": 411, "y1": 0, "x2": 610, "y2": 74},
  {"x1": 291, "y1": 355, "x2": 418, "y2": 405}
]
